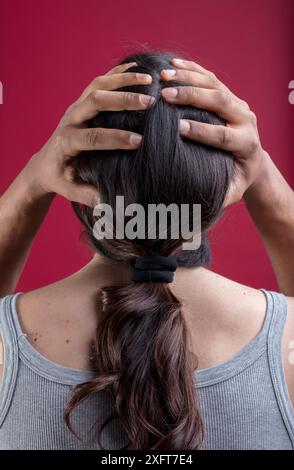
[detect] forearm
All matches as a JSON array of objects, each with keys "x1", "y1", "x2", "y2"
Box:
[
  {"x1": 244, "y1": 151, "x2": 294, "y2": 295},
  {"x1": 0, "y1": 158, "x2": 54, "y2": 296}
]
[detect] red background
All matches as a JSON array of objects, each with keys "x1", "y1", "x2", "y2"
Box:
[{"x1": 0, "y1": 0, "x2": 293, "y2": 292}]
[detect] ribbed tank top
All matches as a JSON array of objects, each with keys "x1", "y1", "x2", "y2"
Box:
[{"x1": 0, "y1": 289, "x2": 293, "y2": 450}]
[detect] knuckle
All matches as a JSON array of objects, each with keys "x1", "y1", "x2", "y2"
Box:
[
  {"x1": 189, "y1": 60, "x2": 197, "y2": 67},
  {"x1": 249, "y1": 110, "x2": 257, "y2": 124},
  {"x1": 186, "y1": 86, "x2": 198, "y2": 100},
  {"x1": 64, "y1": 103, "x2": 74, "y2": 116},
  {"x1": 112, "y1": 129, "x2": 129, "y2": 146},
  {"x1": 208, "y1": 71, "x2": 218, "y2": 86},
  {"x1": 216, "y1": 90, "x2": 231, "y2": 106},
  {"x1": 54, "y1": 128, "x2": 66, "y2": 149},
  {"x1": 120, "y1": 130, "x2": 132, "y2": 145},
  {"x1": 123, "y1": 91, "x2": 135, "y2": 106},
  {"x1": 241, "y1": 99, "x2": 250, "y2": 110},
  {"x1": 59, "y1": 105, "x2": 74, "y2": 127},
  {"x1": 248, "y1": 137, "x2": 260, "y2": 154},
  {"x1": 219, "y1": 126, "x2": 232, "y2": 147},
  {"x1": 89, "y1": 90, "x2": 101, "y2": 105},
  {"x1": 93, "y1": 76, "x2": 102, "y2": 86},
  {"x1": 85, "y1": 128, "x2": 102, "y2": 147},
  {"x1": 191, "y1": 122, "x2": 205, "y2": 139}
]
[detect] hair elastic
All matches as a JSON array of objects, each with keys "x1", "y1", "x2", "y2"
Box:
[{"x1": 131, "y1": 255, "x2": 178, "y2": 283}]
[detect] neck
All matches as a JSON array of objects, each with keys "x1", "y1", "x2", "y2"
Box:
[{"x1": 70, "y1": 253, "x2": 208, "y2": 295}]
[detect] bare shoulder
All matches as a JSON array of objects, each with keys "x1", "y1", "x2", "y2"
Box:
[
  {"x1": 184, "y1": 268, "x2": 267, "y2": 332},
  {"x1": 283, "y1": 297, "x2": 294, "y2": 407},
  {"x1": 174, "y1": 268, "x2": 268, "y2": 369},
  {"x1": 13, "y1": 258, "x2": 130, "y2": 371},
  {"x1": 16, "y1": 277, "x2": 99, "y2": 371}
]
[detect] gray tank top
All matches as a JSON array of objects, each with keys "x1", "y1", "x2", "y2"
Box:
[{"x1": 0, "y1": 289, "x2": 293, "y2": 450}]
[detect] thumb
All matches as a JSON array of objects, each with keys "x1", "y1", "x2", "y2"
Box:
[
  {"x1": 62, "y1": 181, "x2": 100, "y2": 207},
  {"x1": 223, "y1": 179, "x2": 245, "y2": 208}
]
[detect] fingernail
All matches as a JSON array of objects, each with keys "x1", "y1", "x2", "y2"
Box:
[
  {"x1": 130, "y1": 134, "x2": 142, "y2": 146},
  {"x1": 173, "y1": 58, "x2": 184, "y2": 65},
  {"x1": 162, "y1": 69, "x2": 176, "y2": 78},
  {"x1": 140, "y1": 95, "x2": 155, "y2": 106},
  {"x1": 136, "y1": 73, "x2": 152, "y2": 83},
  {"x1": 179, "y1": 119, "x2": 191, "y2": 134},
  {"x1": 161, "y1": 88, "x2": 178, "y2": 99}
]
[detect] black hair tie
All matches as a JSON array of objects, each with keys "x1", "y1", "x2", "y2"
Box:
[{"x1": 131, "y1": 255, "x2": 178, "y2": 283}]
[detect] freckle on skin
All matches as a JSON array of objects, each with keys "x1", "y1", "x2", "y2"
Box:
[
  {"x1": 33, "y1": 338, "x2": 38, "y2": 342},
  {"x1": 66, "y1": 339, "x2": 70, "y2": 344}
]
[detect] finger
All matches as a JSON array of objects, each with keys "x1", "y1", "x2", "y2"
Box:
[
  {"x1": 179, "y1": 119, "x2": 243, "y2": 152},
  {"x1": 161, "y1": 68, "x2": 248, "y2": 108},
  {"x1": 171, "y1": 58, "x2": 209, "y2": 75},
  {"x1": 161, "y1": 68, "x2": 219, "y2": 89},
  {"x1": 105, "y1": 62, "x2": 137, "y2": 76},
  {"x1": 170, "y1": 59, "x2": 250, "y2": 110},
  {"x1": 86, "y1": 72, "x2": 152, "y2": 92},
  {"x1": 63, "y1": 127, "x2": 143, "y2": 155},
  {"x1": 79, "y1": 71, "x2": 152, "y2": 101},
  {"x1": 66, "y1": 89, "x2": 155, "y2": 125},
  {"x1": 61, "y1": 180, "x2": 99, "y2": 207},
  {"x1": 81, "y1": 63, "x2": 137, "y2": 100},
  {"x1": 162, "y1": 86, "x2": 249, "y2": 124}
]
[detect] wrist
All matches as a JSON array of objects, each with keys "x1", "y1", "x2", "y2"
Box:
[
  {"x1": 21, "y1": 154, "x2": 56, "y2": 203},
  {"x1": 244, "y1": 150, "x2": 273, "y2": 203},
  {"x1": 244, "y1": 149, "x2": 294, "y2": 227}
]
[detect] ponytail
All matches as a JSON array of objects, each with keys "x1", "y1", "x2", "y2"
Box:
[{"x1": 65, "y1": 258, "x2": 204, "y2": 449}]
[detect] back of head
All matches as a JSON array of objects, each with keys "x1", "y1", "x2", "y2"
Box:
[{"x1": 65, "y1": 51, "x2": 234, "y2": 449}]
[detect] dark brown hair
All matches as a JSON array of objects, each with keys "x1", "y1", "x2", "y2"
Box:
[{"x1": 64, "y1": 51, "x2": 234, "y2": 449}]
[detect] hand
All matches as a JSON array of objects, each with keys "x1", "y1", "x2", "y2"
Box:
[
  {"x1": 160, "y1": 58, "x2": 266, "y2": 206},
  {"x1": 24, "y1": 62, "x2": 154, "y2": 207}
]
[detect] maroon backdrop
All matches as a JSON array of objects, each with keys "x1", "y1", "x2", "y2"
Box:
[{"x1": 0, "y1": 0, "x2": 293, "y2": 292}]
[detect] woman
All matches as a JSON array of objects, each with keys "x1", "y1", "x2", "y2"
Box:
[{"x1": 0, "y1": 52, "x2": 293, "y2": 450}]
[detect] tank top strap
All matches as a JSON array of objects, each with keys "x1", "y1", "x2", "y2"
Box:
[
  {"x1": 262, "y1": 289, "x2": 294, "y2": 442},
  {"x1": 0, "y1": 294, "x2": 22, "y2": 427}
]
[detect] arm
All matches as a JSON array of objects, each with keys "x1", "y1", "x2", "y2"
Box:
[
  {"x1": 0, "y1": 64, "x2": 153, "y2": 296},
  {"x1": 244, "y1": 153, "x2": 294, "y2": 295},
  {"x1": 0, "y1": 167, "x2": 54, "y2": 297},
  {"x1": 161, "y1": 58, "x2": 294, "y2": 295}
]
